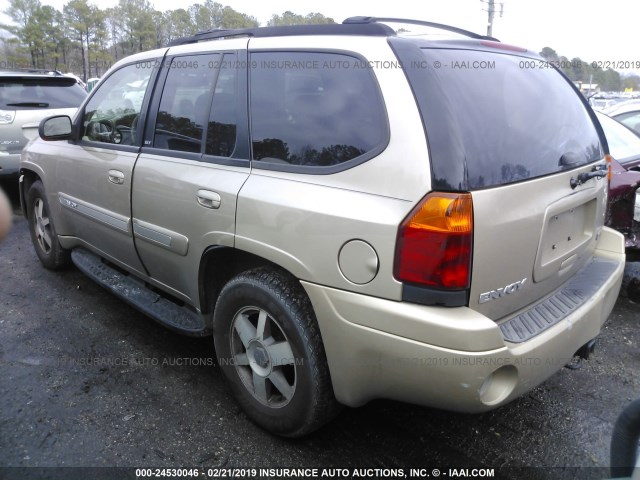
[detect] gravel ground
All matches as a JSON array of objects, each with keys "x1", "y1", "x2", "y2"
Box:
[{"x1": 1, "y1": 179, "x2": 639, "y2": 480}]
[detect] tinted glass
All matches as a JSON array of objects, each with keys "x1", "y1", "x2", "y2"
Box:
[
  {"x1": 0, "y1": 77, "x2": 86, "y2": 109},
  {"x1": 597, "y1": 112, "x2": 640, "y2": 163},
  {"x1": 206, "y1": 54, "x2": 237, "y2": 157},
  {"x1": 250, "y1": 52, "x2": 387, "y2": 167},
  {"x1": 154, "y1": 55, "x2": 219, "y2": 154},
  {"x1": 417, "y1": 49, "x2": 603, "y2": 189},
  {"x1": 83, "y1": 63, "x2": 152, "y2": 145}
]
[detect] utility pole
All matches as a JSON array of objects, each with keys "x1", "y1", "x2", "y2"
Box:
[
  {"x1": 487, "y1": 0, "x2": 495, "y2": 37},
  {"x1": 483, "y1": 0, "x2": 503, "y2": 37}
]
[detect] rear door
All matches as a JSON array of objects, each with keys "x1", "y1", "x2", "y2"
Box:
[
  {"x1": 132, "y1": 47, "x2": 250, "y2": 306},
  {"x1": 395, "y1": 41, "x2": 608, "y2": 321}
]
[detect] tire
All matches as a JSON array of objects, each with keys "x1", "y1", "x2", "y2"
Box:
[
  {"x1": 26, "y1": 180, "x2": 70, "y2": 270},
  {"x1": 610, "y1": 399, "x2": 640, "y2": 478},
  {"x1": 213, "y1": 268, "x2": 339, "y2": 437},
  {"x1": 628, "y1": 277, "x2": 640, "y2": 304}
]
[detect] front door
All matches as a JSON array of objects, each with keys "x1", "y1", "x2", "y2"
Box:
[{"x1": 56, "y1": 61, "x2": 157, "y2": 275}]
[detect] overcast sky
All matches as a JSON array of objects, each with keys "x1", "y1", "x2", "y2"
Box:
[{"x1": 3, "y1": 0, "x2": 640, "y2": 73}]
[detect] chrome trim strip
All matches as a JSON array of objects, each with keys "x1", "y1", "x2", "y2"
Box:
[
  {"x1": 58, "y1": 193, "x2": 130, "y2": 233},
  {"x1": 134, "y1": 223, "x2": 171, "y2": 246},
  {"x1": 132, "y1": 218, "x2": 189, "y2": 256}
]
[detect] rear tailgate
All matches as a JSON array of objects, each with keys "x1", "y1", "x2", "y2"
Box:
[
  {"x1": 391, "y1": 38, "x2": 609, "y2": 321},
  {"x1": 470, "y1": 166, "x2": 607, "y2": 320}
]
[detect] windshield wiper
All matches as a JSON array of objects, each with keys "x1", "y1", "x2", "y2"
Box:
[{"x1": 5, "y1": 102, "x2": 49, "y2": 107}]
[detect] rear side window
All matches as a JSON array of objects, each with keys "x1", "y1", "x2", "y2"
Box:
[
  {"x1": 153, "y1": 55, "x2": 218, "y2": 154},
  {"x1": 0, "y1": 77, "x2": 86, "y2": 109},
  {"x1": 249, "y1": 51, "x2": 387, "y2": 169},
  {"x1": 206, "y1": 56, "x2": 238, "y2": 157},
  {"x1": 398, "y1": 45, "x2": 603, "y2": 190}
]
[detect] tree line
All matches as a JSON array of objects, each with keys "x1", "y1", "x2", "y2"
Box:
[
  {"x1": 1, "y1": 0, "x2": 335, "y2": 81},
  {"x1": 539, "y1": 46, "x2": 639, "y2": 92},
  {"x1": 2, "y1": 1, "x2": 638, "y2": 92}
]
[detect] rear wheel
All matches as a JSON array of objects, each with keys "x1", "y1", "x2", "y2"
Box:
[
  {"x1": 26, "y1": 180, "x2": 70, "y2": 270},
  {"x1": 213, "y1": 268, "x2": 339, "y2": 437}
]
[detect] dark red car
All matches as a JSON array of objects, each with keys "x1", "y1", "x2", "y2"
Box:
[{"x1": 597, "y1": 111, "x2": 640, "y2": 259}]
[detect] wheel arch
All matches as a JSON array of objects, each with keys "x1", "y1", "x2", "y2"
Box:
[
  {"x1": 19, "y1": 168, "x2": 42, "y2": 220},
  {"x1": 198, "y1": 245, "x2": 303, "y2": 316}
]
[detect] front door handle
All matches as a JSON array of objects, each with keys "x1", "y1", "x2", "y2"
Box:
[
  {"x1": 108, "y1": 170, "x2": 125, "y2": 185},
  {"x1": 197, "y1": 190, "x2": 221, "y2": 209}
]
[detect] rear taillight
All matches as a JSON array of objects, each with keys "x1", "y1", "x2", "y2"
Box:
[{"x1": 394, "y1": 192, "x2": 473, "y2": 290}]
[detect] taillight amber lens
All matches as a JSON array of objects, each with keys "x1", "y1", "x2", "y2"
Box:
[{"x1": 394, "y1": 192, "x2": 473, "y2": 289}]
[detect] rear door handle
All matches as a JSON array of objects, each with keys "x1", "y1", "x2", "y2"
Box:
[
  {"x1": 197, "y1": 190, "x2": 221, "y2": 209},
  {"x1": 108, "y1": 170, "x2": 125, "y2": 185}
]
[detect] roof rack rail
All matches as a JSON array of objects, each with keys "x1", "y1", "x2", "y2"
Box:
[
  {"x1": 342, "y1": 16, "x2": 499, "y2": 42},
  {"x1": 169, "y1": 28, "x2": 247, "y2": 46},
  {"x1": 168, "y1": 22, "x2": 396, "y2": 46}
]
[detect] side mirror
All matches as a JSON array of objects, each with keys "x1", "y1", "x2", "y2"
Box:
[{"x1": 39, "y1": 115, "x2": 72, "y2": 141}]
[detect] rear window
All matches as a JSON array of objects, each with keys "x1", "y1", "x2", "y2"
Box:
[
  {"x1": 0, "y1": 77, "x2": 86, "y2": 109},
  {"x1": 400, "y1": 46, "x2": 603, "y2": 190}
]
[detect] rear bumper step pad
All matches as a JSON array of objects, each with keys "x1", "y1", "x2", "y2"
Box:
[{"x1": 499, "y1": 258, "x2": 619, "y2": 343}]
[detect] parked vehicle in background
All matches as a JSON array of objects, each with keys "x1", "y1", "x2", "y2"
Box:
[
  {"x1": 603, "y1": 100, "x2": 640, "y2": 136},
  {"x1": 64, "y1": 72, "x2": 86, "y2": 90},
  {"x1": 596, "y1": 111, "x2": 640, "y2": 258},
  {"x1": 590, "y1": 98, "x2": 618, "y2": 111},
  {"x1": 0, "y1": 70, "x2": 87, "y2": 178},
  {"x1": 122, "y1": 77, "x2": 148, "y2": 110},
  {"x1": 19, "y1": 17, "x2": 625, "y2": 437},
  {"x1": 86, "y1": 77, "x2": 100, "y2": 93}
]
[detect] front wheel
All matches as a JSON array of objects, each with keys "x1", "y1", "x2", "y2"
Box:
[
  {"x1": 26, "y1": 180, "x2": 70, "y2": 270},
  {"x1": 213, "y1": 268, "x2": 339, "y2": 437}
]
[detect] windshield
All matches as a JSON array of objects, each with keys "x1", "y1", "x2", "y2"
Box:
[
  {"x1": 597, "y1": 111, "x2": 640, "y2": 164},
  {"x1": 0, "y1": 77, "x2": 87, "y2": 109}
]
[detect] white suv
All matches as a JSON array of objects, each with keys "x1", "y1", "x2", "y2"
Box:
[
  {"x1": 0, "y1": 70, "x2": 86, "y2": 177},
  {"x1": 20, "y1": 17, "x2": 625, "y2": 437}
]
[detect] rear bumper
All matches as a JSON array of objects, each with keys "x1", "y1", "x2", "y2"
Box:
[{"x1": 303, "y1": 227, "x2": 625, "y2": 412}]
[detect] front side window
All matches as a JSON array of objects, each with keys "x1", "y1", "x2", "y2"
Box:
[
  {"x1": 83, "y1": 63, "x2": 152, "y2": 145},
  {"x1": 249, "y1": 51, "x2": 387, "y2": 168}
]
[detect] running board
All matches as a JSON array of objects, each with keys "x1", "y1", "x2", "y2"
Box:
[{"x1": 71, "y1": 248, "x2": 208, "y2": 336}]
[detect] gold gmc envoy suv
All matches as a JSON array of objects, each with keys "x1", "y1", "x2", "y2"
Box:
[{"x1": 19, "y1": 17, "x2": 625, "y2": 437}]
